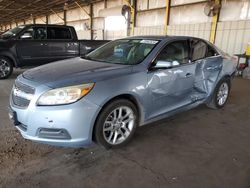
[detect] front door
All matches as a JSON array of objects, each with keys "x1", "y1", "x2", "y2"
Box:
[
  {"x1": 147, "y1": 40, "x2": 196, "y2": 119},
  {"x1": 16, "y1": 26, "x2": 50, "y2": 66}
]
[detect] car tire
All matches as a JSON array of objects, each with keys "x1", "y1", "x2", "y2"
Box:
[
  {"x1": 206, "y1": 77, "x2": 231, "y2": 109},
  {"x1": 0, "y1": 57, "x2": 13, "y2": 79},
  {"x1": 94, "y1": 99, "x2": 139, "y2": 149}
]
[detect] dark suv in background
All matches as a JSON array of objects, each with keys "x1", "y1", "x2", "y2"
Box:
[{"x1": 0, "y1": 24, "x2": 109, "y2": 79}]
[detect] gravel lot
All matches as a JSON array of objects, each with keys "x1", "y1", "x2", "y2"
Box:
[{"x1": 0, "y1": 69, "x2": 250, "y2": 188}]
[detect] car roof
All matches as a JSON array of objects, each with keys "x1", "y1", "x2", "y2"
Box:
[
  {"x1": 126, "y1": 35, "x2": 169, "y2": 40},
  {"x1": 19, "y1": 24, "x2": 73, "y2": 28},
  {"x1": 125, "y1": 35, "x2": 198, "y2": 41}
]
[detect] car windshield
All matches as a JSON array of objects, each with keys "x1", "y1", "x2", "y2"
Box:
[
  {"x1": 0, "y1": 25, "x2": 25, "y2": 39},
  {"x1": 85, "y1": 39, "x2": 159, "y2": 65}
]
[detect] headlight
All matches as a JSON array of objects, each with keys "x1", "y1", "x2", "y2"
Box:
[{"x1": 37, "y1": 83, "x2": 94, "y2": 105}]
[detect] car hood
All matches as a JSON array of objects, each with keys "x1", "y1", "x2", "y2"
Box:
[{"x1": 22, "y1": 57, "x2": 133, "y2": 88}]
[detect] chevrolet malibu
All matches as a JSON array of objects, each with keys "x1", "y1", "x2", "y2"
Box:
[{"x1": 9, "y1": 36, "x2": 237, "y2": 149}]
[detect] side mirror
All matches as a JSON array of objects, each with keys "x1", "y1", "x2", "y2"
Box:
[
  {"x1": 20, "y1": 32, "x2": 32, "y2": 39},
  {"x1": 83, "y1": 46, "x2": 95, "y2": 55},
  {"x1": 153, "y1": 60, "x2": 180, "y2": 69}
]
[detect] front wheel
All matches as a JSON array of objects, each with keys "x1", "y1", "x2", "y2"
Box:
[
  {"x1": 94, "y1": 99, "x2": 138, "y2": 149},
  {"x1": 0, "y1": 57, "x2": 13, "y2": 79},
  {"x1": 207, "y1": 78, "x2": 231, "y2": 109}
]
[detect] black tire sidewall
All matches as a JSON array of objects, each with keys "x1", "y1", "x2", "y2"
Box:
[
  {"x1": 94, "y1": 99, "x2": 139, "y2": 149},
  {"x1": 0, "y1": 57, "x2": 13, "y2": 79},
  {"x1": 213, "y1": 78, "x2": 231, "y2": 109}
]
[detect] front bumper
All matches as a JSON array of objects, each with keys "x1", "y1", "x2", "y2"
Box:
[
  {"x1": 9, "y1": 77, "x2": 101, "y2": 148},
  {"x1": 10, "y1": 99, "x2": 101, "y2": 147}
]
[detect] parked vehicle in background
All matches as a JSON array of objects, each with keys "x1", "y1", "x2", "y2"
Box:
[
  {"x1": 9, "y1": 36, "x2": 237, "y2": 149},
  {"x1": 0, "y1": 24, "x2": 109, "y2": 79}
]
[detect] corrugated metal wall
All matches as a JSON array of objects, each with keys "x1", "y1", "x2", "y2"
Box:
[
  {"x1": 66, "y1": 7, "x2": 91, "y2": 39},
  {"x1": 215, "y1": 20, "x2": 250, "y2": 55},
  {"x1": 134, "y1": 0, "x2": 250, "y2": 55},
  {"x1": 3, "y1": 0, "x2": 250, "y2": 55},
  {"x1": 134, "y1": 26, "x2": 165, "y2": 36},
  {"x1": 105, "y1": 30, "x2": 127, "y2": 40},
  {"x1": 134, "y1": 23, "x2": 211, "y2": 41},
  {"x1": 168, "y1": 23, "x2": 212, "y2": 41}
]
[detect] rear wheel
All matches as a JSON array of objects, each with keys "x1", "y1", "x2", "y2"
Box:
[
  {"x1": 94, "y1": 99, "x2": 138, "y2": 149},
  {"x1": 0, "y1": 57, "x2": 13, "y2": 79},
  {"x1": 207, "y1": 78, "x2": 231, "y2": 109}
]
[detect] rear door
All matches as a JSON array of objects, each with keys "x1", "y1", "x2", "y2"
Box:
[
  {"x1": 191, "y1": 39, "x2": 223, "y2": 100},
  {"x1": 16, "y1": 26, "x2": 50, "y2": 66},
  {"x1": 47, "y1": 26, "x2": 79, "y2": 61}
]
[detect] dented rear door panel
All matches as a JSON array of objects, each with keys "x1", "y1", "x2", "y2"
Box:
[{"x1": 192, "y1": 56, "x2": 223, "y2": 101}]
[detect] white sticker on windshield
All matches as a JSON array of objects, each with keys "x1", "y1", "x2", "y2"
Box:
[{"x1": 140, "y1": 40, "x2": 158, "y2": 44}]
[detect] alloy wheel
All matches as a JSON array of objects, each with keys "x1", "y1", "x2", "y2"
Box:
[
  {"x1": 217, "y1": 82, "x2": 229, "y2": 106},
  {"x1": 0, "y1": 59, "x2": 11, "y2": 78},
  {"x1": 103, "y1": 106, "x2": 135, "y2": 145}
]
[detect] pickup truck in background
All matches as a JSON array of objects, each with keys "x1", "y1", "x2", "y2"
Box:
[{"x1": 0, "y1": 24, "x2": 109, "y2": 79}]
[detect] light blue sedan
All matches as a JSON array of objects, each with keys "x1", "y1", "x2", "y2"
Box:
[{"x1": 9, "y1": 36, "x2": 237, "y2": 149}]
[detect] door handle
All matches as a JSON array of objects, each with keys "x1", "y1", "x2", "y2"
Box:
[{"x1": 185, "y1": 73, "x2": 192, "y2": 78}]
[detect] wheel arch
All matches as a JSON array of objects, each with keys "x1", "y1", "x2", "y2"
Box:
[
  {"x1": 206, "y1": 74, "x2": 232, "y2": 105},
  {"x1": 220, "y1": 74, "x2": 232, "y2": 86},
  {"x1": 91, "y1": 93, "x2": 144, "y2": 142},
  {"x1": 0, "y1": 52, "x2": 17, "y2": 67}
]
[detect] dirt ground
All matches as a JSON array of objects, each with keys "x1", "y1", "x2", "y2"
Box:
[{"x1": 0, "y1": 69, "x2": 250, "y2": 188}]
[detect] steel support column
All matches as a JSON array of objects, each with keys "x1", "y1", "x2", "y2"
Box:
[
  {"x1": 46, "y1": 15, "x2": 49, "y2": 24},
  {"x1": 131, "y1": 0, "x2": 136, "y2": 36},
  {"x1": 124, "y1": 0, "x2": 136, "y2": 36},
  {"x1": 104, "y1": 0, "x2": 107, "y2": 8},
  {"x1": 63, "y1": 10, "x2": 67, "y2": 25},
  {"x1": 165, "y1": 0, "x2": 171, "y2": 34},
  {"x1": 209, "y1": 0, "x2": 221, "y2": 44},
  {"x1": 90, "y1": 3, "x2": 93, "y2": 40}
]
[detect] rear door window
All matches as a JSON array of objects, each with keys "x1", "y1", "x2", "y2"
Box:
[
  {"x1": 47, "y1": 27, "x2": 72, "y2": 40},
  {"x1": 191, "y1": 39, "x2": 207, "y2": 61},
  {"x1": 207, "y1": 45, "x2": 219, "y2": 57}
]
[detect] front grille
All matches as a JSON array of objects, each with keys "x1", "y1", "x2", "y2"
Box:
[
  {"x1": 15, "y1": 81, "x2": 35, "y2": 94},
  {"x1": 12, "y1": 95, "x2": 30, "y2": 107},
  {"x1": 12, "y1": 81, "x2": 35, "y2": 108}
]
